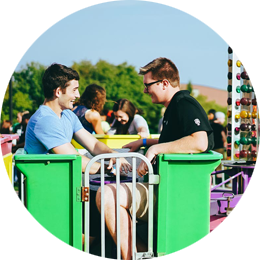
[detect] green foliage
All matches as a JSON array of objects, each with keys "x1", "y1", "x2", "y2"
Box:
[
  {"x1": 0, "y1": 75, "x2": 9, "y2": 122},
  {"x1": 1, "y1": 61, "x2": 227, "y2": 133},
  {"x1": 187, "y1": 81, "x2": 193, "y2": 94},
  {"x1": 194, "y1": 93, "x2": 227, "y2": 124},
  {"x1": 13, "y1": 62, "x2": 46, "y2": 113}
]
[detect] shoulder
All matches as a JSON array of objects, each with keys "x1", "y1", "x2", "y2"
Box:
[{"x1": 86, "y1": 109, "x2": 101, "y2": 121}]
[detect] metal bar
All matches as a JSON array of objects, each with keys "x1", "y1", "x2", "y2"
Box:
[
  {"x1": 148, "y1": 169, "x2": 154, "y2": 254},
  {"x1": 101, "y1": 159, "x2": 105, "y2": 257},
  {"x1": 84, "y1": 153, "x2": 155, "y2": 257},
  {"x1": 132, "y1": 157, "x2": 136, "y2": 260},
  {"x1": 8, "y1": 25, "x2": 13, "y2": 123},
  {"x1": 21, "y1": 172, "x2": 24, "y2": 240},
  {"x1": 116, "y1": 158, "x2": 121, "y2": 260},
  {"x1": 211, "y1": 171, "x2": 243, "y2": 191}
]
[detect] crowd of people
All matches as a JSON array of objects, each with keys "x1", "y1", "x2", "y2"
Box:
[{"x1": 1, "y1": 57, "x2": 226, "y2": 259}]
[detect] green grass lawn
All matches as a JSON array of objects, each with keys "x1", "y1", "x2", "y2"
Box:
[{"x1": 0, "y1": 201, "x2": 27, "y2": 260}]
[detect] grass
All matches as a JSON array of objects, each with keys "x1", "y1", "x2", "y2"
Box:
[{"x1": 0, "y1": 201, "x2": 27, "y2": 260}]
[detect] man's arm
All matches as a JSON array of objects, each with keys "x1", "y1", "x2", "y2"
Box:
[
  {"x1": 52, "y1": 142, "x2": 100, "y2": 174},
  {"x1": 73, "y1": 128, "x2": 132, "y2": 173},
  {"x1": 137, "y1": 131, "x2": 208, "y2": 176},
  {"x1": 123, "y1": 138, "x2": 159, "y2": 152},
  {"x1": 73, "y1": 128, "x2": 114, "y2": 155}
]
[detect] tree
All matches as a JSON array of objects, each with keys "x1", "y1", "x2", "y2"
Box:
[
  {"x1": 13, "y1": 62, "x2": 46, "y2": 112},
  {"x1": 0, "y1": 75, "x2": 9, "y2": 123},
  {"x1": 187, "y1": 81, "x2": 193, "y2": 94}
]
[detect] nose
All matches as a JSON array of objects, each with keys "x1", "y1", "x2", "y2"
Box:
[
  {"x1": 117, "y1": 118, "x2": 121, "y2": 122},
  {"x1": 143, "y1": 87, "x2": 148, "y2": 94},
  {"x1": 76, "y1": 90, "x2": 80, "y2": 98}
]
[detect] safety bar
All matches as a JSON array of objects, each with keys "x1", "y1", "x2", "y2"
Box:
[{"x1": 84, "y1": 152, "x2": 159, "y2": 260}]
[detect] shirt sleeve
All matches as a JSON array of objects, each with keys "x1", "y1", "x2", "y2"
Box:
[
  {"x1": 34, "y1": 116, "x2": 70, "y2": 151},
  {"x1": 177, "y1": 98, "x2": 212, "y2": 136},
  {"x1": 130, "y1": 115, "x2": 150, "y2": 134}
]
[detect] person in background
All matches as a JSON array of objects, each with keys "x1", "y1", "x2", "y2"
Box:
[
  {"x1": 100, "y1": 109, "x2": 111, "y2": 134},
  {"x1": 12, "y1": 113, "x2": 31, "y2": 188},
  {"x1": 107, "y1": 99, "x2": 150, "y2": 138},
  {"x1": 12, "y1": 112, "x2": 23, "y2": 132},
  {"x1": 207, "y1": 109, "x2": 216, "y2": 123},
  {"x1": 0, "y1": 120, "x2": 12, "y2": 134},
  {"x1": 12, "y1": 113, "x2": 31, "y2": 153},
  {"x1": 13, "y1": 111, "x2": 30, "y2": 136},
  {"x1": 72, "y1": 84, "x2": 106, "y2": 134}
]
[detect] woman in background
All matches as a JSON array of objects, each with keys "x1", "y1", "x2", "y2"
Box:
[
  {"x1": 72, "y1": 84, "x2": 106, "y2": 134},
  {"x1": 107, "y1": 99, "x2": 149, "y2": 138}
]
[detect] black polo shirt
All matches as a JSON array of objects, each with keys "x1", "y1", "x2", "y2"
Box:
[{"x1": 159, "y1": 90, "x2": 214, "y2": 152}]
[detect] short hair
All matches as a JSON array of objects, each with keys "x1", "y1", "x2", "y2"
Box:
[
  {"x1": 42, "y1": 63, "x2": 80, "y2": 99},
  {"x1": 139, "y1": 57, "x2": 180, "y2": 87},
  {"x1": 75, "y1": 84, "x2": 106, "y2": 112},
  {"x1": 207, "y1": 109, "x2": 216, "y2": 115}
]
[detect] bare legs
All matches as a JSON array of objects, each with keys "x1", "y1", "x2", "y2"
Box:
[{"x1": 96, "y1": 183, "x2": 147, "y2": 260}]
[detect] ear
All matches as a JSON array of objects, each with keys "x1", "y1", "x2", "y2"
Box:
[
  {"x1": 54, "y1": 87, "x2": 62, "y2": 97},
  {"x1": 162, "y1": 79, "x2": 170, "y2": 90}
]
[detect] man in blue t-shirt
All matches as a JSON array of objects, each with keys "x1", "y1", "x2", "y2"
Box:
[{"x1": 25, "y1": 63, "x2": 131, "y2": 174}]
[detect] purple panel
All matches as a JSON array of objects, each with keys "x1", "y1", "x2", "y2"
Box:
[
  {"x1": 211, "y1": 192, "x2": 254, "y2": 214},
  {"x1": 90, "y1": 176, "x2": 137, "y2": 185}
]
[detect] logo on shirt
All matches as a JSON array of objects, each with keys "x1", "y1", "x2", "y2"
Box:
[{"x1": 194, "y1": 118, "x2": 201, "y2": 126}]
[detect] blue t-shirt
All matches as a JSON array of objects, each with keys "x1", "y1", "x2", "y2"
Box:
[{"x1": 25, "y1": 105, "x2": 83, "y2": 154}]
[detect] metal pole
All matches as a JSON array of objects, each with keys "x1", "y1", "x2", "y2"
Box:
[
  {"x1": 9, "y1": 76, "x2": 13, "y2": 124},
  {"x1": 0, "y1": 25, "x2": 13, "y2": 123}
]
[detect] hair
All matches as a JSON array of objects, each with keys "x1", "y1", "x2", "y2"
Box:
[
  {"x1": 0, "y1": 120, "x2": 12, "y2": 134},
  {"x1": 139, "y1": 57, "x2": 180, "y2": 87},
  {"x1": 74, "y1": 84, "x2": 106, "y2": 112},
  {"x1": 21, "y1": 113, "x2": 31, "y2": 124},
  {"x1": 112, "y1": 99, "x2": 136, "y2": 134},
  {"x1": 207, "y1": 109, "x2": 216, "y2": 121},
  {"x1": 42, "y1": 63, "x2": 80, "y2": 99}
]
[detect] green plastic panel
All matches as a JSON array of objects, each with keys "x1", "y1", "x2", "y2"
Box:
[
  {"x1": 14, "y1": 153, "x2": 82, "y2": 250},
  {"x1": 156, "y1": 151, "x2": 222, "y2": 255}
]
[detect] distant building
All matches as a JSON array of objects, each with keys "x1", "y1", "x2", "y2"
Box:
[{"x1": 180, "y1": 84, "x2": 227, "y2": 107}]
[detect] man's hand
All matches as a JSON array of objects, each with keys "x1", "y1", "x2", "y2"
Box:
[
  {"x1": 106, "y1": 157, "x2": 132, "y2": 176},
  {"x1": 122, "y1": 139, "x2": 143, "y2": 152},
  {"x1": 137, "y1": 146, "x2": 157, "y2": 177}
]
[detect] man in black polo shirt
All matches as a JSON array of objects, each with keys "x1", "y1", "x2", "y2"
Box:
[
  {"x1": 124, "y1": 57, "x2": 214, "y2": 176},
  {"x1": 96, "y1": 57, "x2": 214, "y2": 259}
]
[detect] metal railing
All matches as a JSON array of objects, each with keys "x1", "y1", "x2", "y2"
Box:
[{"x1": 83, "y1": 152, "x2": 159, "y2": 260}]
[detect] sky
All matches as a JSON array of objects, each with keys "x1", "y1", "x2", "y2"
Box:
[{"x1": 15, "y1": 0, "x2": 228, "y2": 90}]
